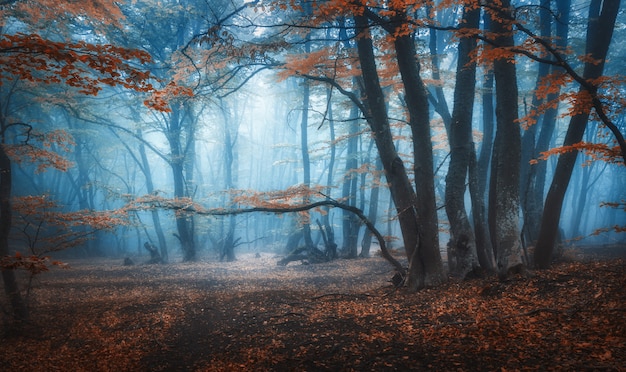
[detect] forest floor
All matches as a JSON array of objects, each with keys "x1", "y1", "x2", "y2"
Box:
[{"x1": 1, "y1": 247, "x2": 625, "y2": 371}]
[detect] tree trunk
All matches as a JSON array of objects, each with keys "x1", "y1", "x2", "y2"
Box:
[
  {"x1": 361, "y1": 147, "x2": 382, "y2": 258},
  {"x1": 444, "y1": 5, "x2": 481, "y2": 278},
  {"x1": 322, "y1": 86, "x2": 338, "y2": 259},
  {"x1": 298, "y1": 79, "x2": 315, "y2": 249},
  {"x1": 392, "y1": 21, "x2": 445, "y2": 288},
  {"x1": 470, "y1": 53, "x2": 496, "y2": 271},
  {"x1": 354, "y1": 14, "x2": 425, "y2": 289},
  {"x1": 520, "y1": 0, "x2": 552, "y2": 219},
  {"x1": 489, "y1": 0, "x2": 525, "y2": 279},
  {"x1": 341, "y1": 104, "x2": 361, "y2": 258},
  {"x1": 534, "y1": 0, "x2": 620, "y2": 268},
  {"x1": 426, "y1": 7, "x2": 452, "y2": 134},
  {"x1": 525, "y1": 0, "x2": 571, "y2": 244},
  {"x1": 221, "y1": 99, "x2": 238, "y2": 262},
  {"x1": 168, "y1": 105, "x2": 195, "y2": 261},
  {"x1": 137, "y1": 129, "x2": 169, "y2": 263},
  {"x1": 0, "y1": 144, "x2": 28, "y2": 321}
]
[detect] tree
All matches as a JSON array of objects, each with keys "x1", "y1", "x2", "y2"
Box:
[
  {"x1": 340, "y1": 104, "x2": 362, "y2": 258},
  {"x1": 519, "y1": 0, "x2": 561, "y2": 246},
  {"x1": 444, "y1": 3, "x2": 481, "y2": 278},
  {"x1": 352, "y1": 10, "x2": 444, "y2": 289},
  {"x1": 271, "y1": 0, "x2": 448, "y2": 288},
  {"x1": 0, "y1": 3, "x2": 178, "y2": 320},
  {"x1": 534, "y1": 0, "x2": 621, "y2": 268},
  {"x1": 128, "y1": 190, "x2": 405, "y2": 274},
  {"x1": 487, "y1": 0, "x2": 525, "y2": 278}
]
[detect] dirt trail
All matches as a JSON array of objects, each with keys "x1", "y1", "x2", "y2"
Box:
[{"x1": 1, "y1": 252, "x2": 624, "y2": 371}]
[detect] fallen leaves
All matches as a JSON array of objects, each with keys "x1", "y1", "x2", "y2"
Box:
[{"x1": 1, "y1": 254, "x2": 624, "y2": 371}]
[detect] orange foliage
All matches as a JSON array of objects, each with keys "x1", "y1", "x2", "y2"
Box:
[
  {"x1": 11, "y1": 195, "x2": 129, "y2": 256},
  {"x1": 0, "y1": 33, "x2": 153, "y2": 94},
  {"x1": 530, "y1": 141, "x2": 623, "y2": 166},
  {"x1": 230, "y1": 184, "x2": 328, "y2": 209},
  {"x1": 143, "y1": 82, "x2": 194, "y2": 113},
  {"x1": 3, "y1": 129, "x2": 75, "y2": 172},
  {"x1": 0, "y1": 253, "x2": 60, "y2": 275},
  {"x1": 2, "y1": 258, "x2": 624, "y2": 370},
  {"x1": 0, "y1": 0, "x2": 125, "y2": 29},
  {"x1": 0, "y1": 33, "x2": 192, "y2": 112}
]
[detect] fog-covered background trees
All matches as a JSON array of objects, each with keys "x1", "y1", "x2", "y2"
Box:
[{"x1": 1, "y1": 0, "x2": 624, "y2": 312}]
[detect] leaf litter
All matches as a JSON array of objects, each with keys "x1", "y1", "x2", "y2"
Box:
[{"x1": 1, "y1": 252, "x2": 624, "y2": 371}]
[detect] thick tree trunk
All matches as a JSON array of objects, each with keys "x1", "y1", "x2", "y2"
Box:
[
  {"x1": 354, "y1": 14, "x2": 425, "y2": 289},
  {"x1": 393, "y1": 27, "x2": 445, "y2": 288},
  {"x1": 444, "y1": 5, "x2": 481, "y2": 278},
  {"x1": 534, "y1": 0, "x2": 619, "y2": 268},
  {"x1": 489, "y1": 0, "x2": 525, "y2": 279},
  {"x1": 0, "y1": 145, "x2": 28, "y2": 321}
]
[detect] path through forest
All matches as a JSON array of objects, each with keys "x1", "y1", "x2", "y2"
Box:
[{"x1": 1, "y1": 249, "x2": 625, "y2": 371}]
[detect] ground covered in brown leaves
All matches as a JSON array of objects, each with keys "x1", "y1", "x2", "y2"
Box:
[{"x1": 1, "y1": 251, "x2": 625, "y2": 371}]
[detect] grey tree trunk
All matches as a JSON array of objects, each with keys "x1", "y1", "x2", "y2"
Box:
[
  {"x1": 354, "y1": 12, "x2": 444, "y2": 290},
  {"x1": 320, "y1": 85, "x2": 338, "y2": 259},
  {"x1": 0, "y1": 144, "x2": 28, "y2": 321},
  {"x1": 489, "y1": 0, "x2": 525, "y2": 279},
  {"x1": 137, "y1": 128, "x2": 169, "y2": 263},
  {"x1": 392, "y1": 20, "x2": 445, "y2": 289},
  {"x1": 360, "y1": 143, "x2": 382, "y2": 258},
  {"x1": 525, "y1": 0, "x2": 571, "y2": 244},
  {"x1": 300, "y1": 78, "x2": 315, "y2": 249},
  {"x1": 168, "y1": 105, "x2": 195, "y2": 261},
  {"x1": 470, "y1": 50, "x2": 496, "y2": 271},
  {"x1": 341, "y1": 104, "x2": 361, "y2": 258},
  {"x1": 444, "y1": 5, "x2": 481, "y2": 278},
  {"x1": 534, "y1": 0, "x2": 620, "y2": 268}
]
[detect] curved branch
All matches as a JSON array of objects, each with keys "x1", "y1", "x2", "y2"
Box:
[
  {"x1": 132, "y1": 197, "x2": 405, "y2": 274},
  {"x1": 295, "y1": 73, "x2": 369, "y2": 119}
]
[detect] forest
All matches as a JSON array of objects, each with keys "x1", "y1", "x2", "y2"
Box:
[{"x1": 0, "y1": 0, "x2": 624, "y2": 370}]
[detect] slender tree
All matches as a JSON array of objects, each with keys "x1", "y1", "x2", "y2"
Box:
[
  {"x1": 534, "y1": 0, "x2": 621, "y2": 268},
  {"x1": 444, "y1": 4, "x2": 482, "y2": 277},
  {"x1": 488, "y1": 0, "x2": 525, "y2": 278}
]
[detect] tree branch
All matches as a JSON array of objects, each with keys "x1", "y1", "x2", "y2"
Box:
[{"x1": 130, "y1": 196, "x2": 406, "y2": 275}]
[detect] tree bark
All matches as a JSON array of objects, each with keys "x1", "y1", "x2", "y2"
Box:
[
  {"x1": 322, "y1": 85, "x2": 338, "y2": 259},
  {"x1": 469, "y1": 51, "x2": 496, "y2": 271},
  {"x1": 426, "y1": 6, "x2": 452, "y2": 134},
  {"x1": 489, "y1": 0, "x2": 525, "y2": 278},
  {"x1": 341, "y1": 104, "x2": 361, "y2": 258},
  {"x1": 0, "y1": 144, "x2": 28, "y2": 321},
  {"x1": 354, "y1": 10, "x2": 445, "y2": 289},
  {"x1": 525, "y1": 0, "x2": 571, "y2": 244},
  {"x1": 353, "y1": 14, "x2": 426, "y2": 289},
  {"x1": 361, "y1": 151, "x2": 382, "y2": 258},
  {"x1": 534, "y1": 0, "x2": 620, "y2": 268},
  {"x1": 133, "y1": 128, "x2": 169, "y2": 263},
  {"x1": 392, "y1": 15, "x2": 445, "y2": 288},
  {"x1": 220, "y1": 99, "x2": 238, "y2": 262},
  {"x1": 444, "y1": 5, "x2": 481, "y2": 278},
  {"x1": 168, "y1": 105, "x2": 196, "y2": 262}
]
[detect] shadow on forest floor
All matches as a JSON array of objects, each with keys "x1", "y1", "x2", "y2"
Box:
[{"x1": 1, "y1": 247, "x2": 625, "y2": 371}]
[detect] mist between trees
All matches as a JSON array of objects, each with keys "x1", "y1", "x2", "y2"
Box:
[{"x1": 0, "y1": 0, "x2": 624, "y2": 320}]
